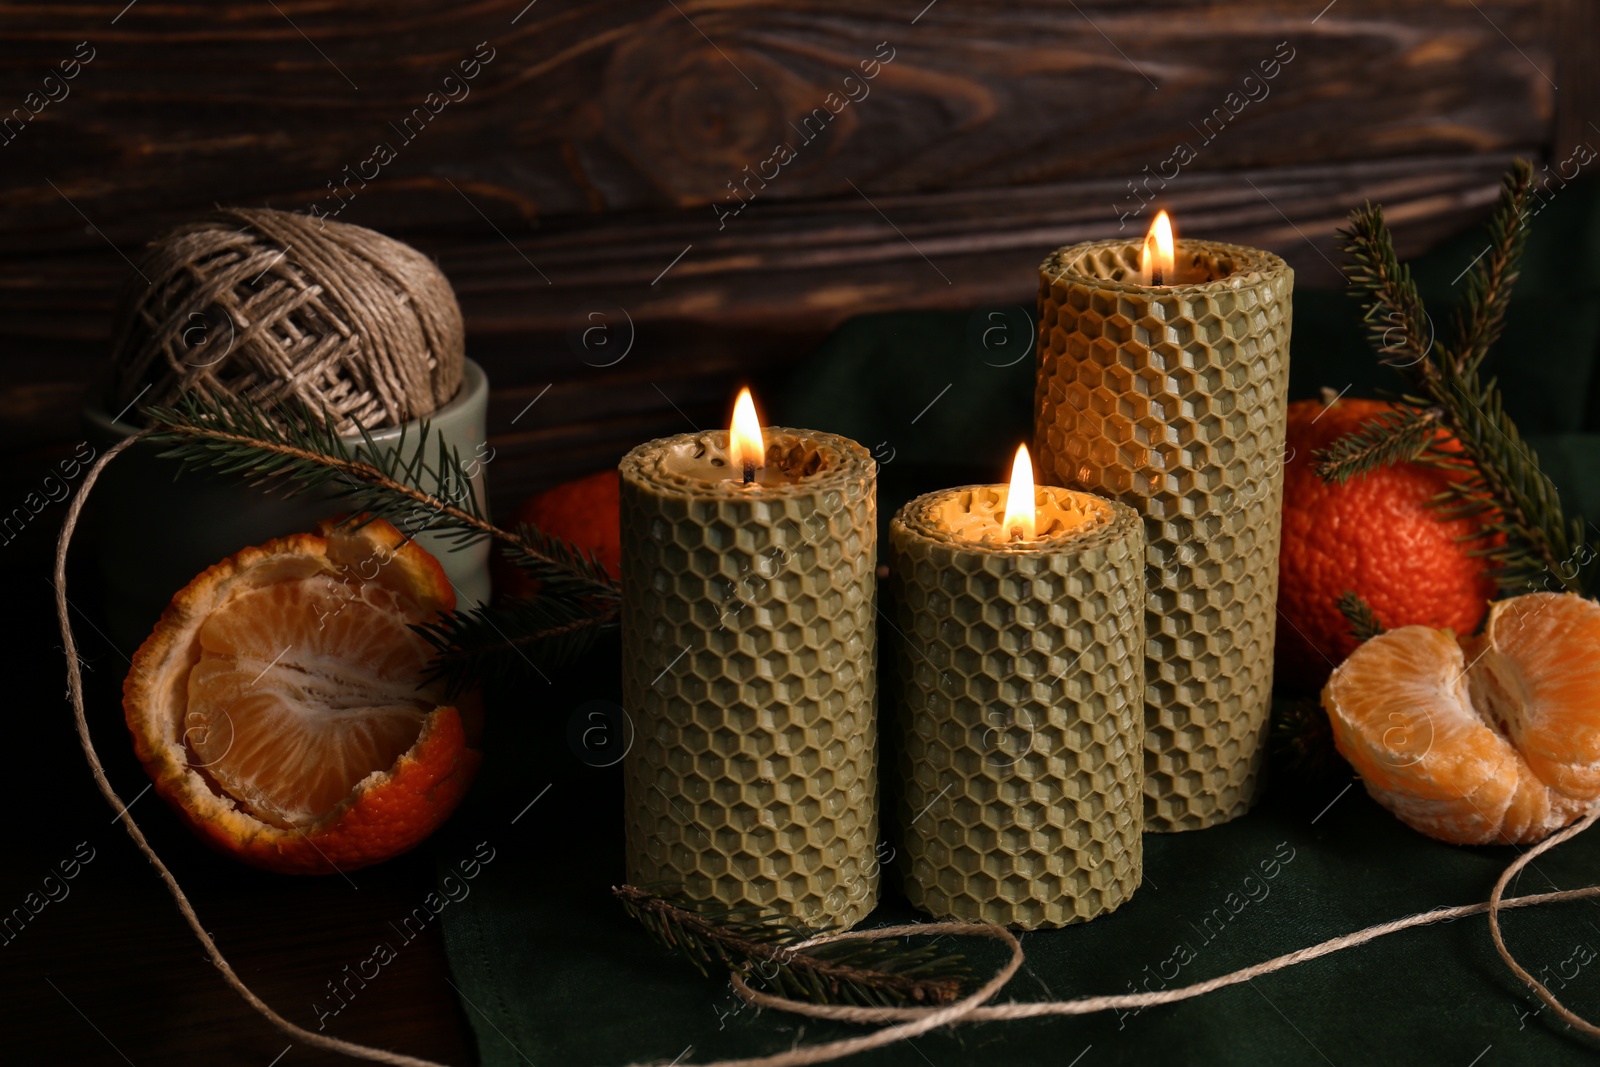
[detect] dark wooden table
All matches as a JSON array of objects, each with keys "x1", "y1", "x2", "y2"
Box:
[{"x1": 1, "y1": 535, "x2": 477, "y2": 1065}]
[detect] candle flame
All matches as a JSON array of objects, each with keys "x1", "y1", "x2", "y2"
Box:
[
  {"x1": 728, "y1": 387, "x2": 765, "y2": 481},
  {"x1": 1002, "y1": 444, "x2": 1036, "y2": 540},
  {"x1": 1142, "y1": 209, "x2": 1176, "y2": 285}
]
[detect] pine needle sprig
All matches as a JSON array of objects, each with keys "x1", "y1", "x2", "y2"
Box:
[
  {"x1": 1313, "y1": 405, "x2": 1441, "y2": 484},
  {"x1": 144, "y1": 390, "x2": 619, "y2": 598},
  {"x1": 1331, "y1": 160, "x2": 1598, "y2": 596},
  {"x1": 1336, "y1": 591, "x2": 1385, "y2": 642},
  {"x1": 414, "y1": 595, "x2": 619, "y2": 696},
  {"x1": 1269, "y1": 697, "x2": 1349, "y2": 794},
  {"x1": 1268, "y1": 595, "x2": 1379, "y2": 790},
  {"x1": 1428, "y1": 361, "x2": 1590, "y2": 592},
  {"x1": 1453, "y1": 160, "x2": 1533, "y2": 375},
  {"x1": 505, "y1": 520, "x2": 618, "y2": 598},
  {"x1": 142, "y1": 390, "x2": 622, "y2": 689},
  {"x1": 1340, "y1": 202, "x2": 1436, "y2": 373},
  {"x1": 614, "y1": 885, "x2": 969, "y2": 1009},
  {"x1": 147, "y1": 390, "x2": 485, "y2": 541}
]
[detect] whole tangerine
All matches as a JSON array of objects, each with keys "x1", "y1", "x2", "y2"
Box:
[
  {"x1": 1276, "y1": 397, "x2": 1497, "y2": 690},
  {"x1": 495, "y1": 469, "x2": 621, "y2": 601}
]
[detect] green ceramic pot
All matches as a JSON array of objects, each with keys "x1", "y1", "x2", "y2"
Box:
[{"x1": 79, "y1": 359, "x2": 492, "y2": 654}]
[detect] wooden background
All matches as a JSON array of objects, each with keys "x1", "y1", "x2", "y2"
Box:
[{"x1": 0, "y1": 0, "x2": 1590, "y2": 523}]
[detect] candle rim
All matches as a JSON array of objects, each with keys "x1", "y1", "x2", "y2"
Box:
[
  {"x1": 893, "y1": 483, "x2": 1133, "y2": 553},
  {"x1": 1041, "y1": 237, "x2": 1291, "y2": 295},
  {"x1": 620, "y1": 426, "x2": 875, "y2": 500}
]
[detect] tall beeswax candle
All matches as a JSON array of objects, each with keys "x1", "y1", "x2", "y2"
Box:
[
  {"x1": 1034, "y1": 234, "x2": 1292, "y2": 832},
  {"x1": 620, "y1": 400, "x2": 878, "y2": 928},
  {"x1": 891, "y1": 451, "x2": 1145, "y2": 929}
]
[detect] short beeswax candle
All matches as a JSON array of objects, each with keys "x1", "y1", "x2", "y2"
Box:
[
  {"x1": 891, "y1": 448, "x2": 1145, "y2": 929},
  {"x1": 619, "y1": 392, "x2": 879, "y2": 928},
  {"x1": 1034, "y1": 217, "x2": 1293, "y2": 832}
]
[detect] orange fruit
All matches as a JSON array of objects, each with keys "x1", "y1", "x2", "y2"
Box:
[
  {"x1": 1322, "y1": 592, "x2": 1600, "y2": 845},
  {"x1": 123, "y1": 517, "x2": 482, "y2": 874},
  {"x1": 1276, "y1": 397, "x2": 1498, "y2": 690},
  {"x1": 495, "y1": 469, "x2": 621, "y2": 601}
]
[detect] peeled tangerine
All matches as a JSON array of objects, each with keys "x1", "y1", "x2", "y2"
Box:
[
  {"x1": 1323, "y1": 592, "x2": 1600, "y2": 845},
  {"x1": 123, "y1": 518, "x2": 481, "y2": 874}
]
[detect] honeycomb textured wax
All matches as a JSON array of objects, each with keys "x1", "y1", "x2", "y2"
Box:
[
  {"x1": 620, "y1": 428, "x2": 878, "y2": 929},
  {"x1": 1035, "y1": 240, "x2": 1293, "y2": 832},
  {"x1": 890, "y1": 485, "x2": 1145, "y2": 929}
]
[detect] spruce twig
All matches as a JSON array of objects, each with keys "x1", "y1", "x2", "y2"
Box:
[
  {"x1": 1340, "y1": 203, "x2": 1436, "y2": 374},
  {"x1": 1336, "y1": 591, "x2": 1385, "y2": 642},
  {"x1": 1453, "y1": 161, "x2": 1532, "y2": 374},
  {"x1": 613, "y1": 885, "x2": 968, "y2": 1008},
  {"x1": 1313, "y1": 405, "x2": 1440, "y2": 484},
  {"x1": 1269, "y1": 697, "x2": 1349, "y2": 792},
  {"x1": 143, "y1": 391, "x2": 620, "y2": 692},
  {"x1": 1330, "y1": 160, "x2": 1598, "y2": 595},
  {"x1": 413, "y1": 596, "x2": 618, "y2": 695},
  {"x1": 1267, "y1": 595, "x2": 1380, "y2": 788}
]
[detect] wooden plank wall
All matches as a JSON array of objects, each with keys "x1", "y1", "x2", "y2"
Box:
[{"x1": 0, "y1": 0, "x2": 1585, "y2": 528}]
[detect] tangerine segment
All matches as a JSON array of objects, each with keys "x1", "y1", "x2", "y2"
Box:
[
  {"x1": 1324, "y1": 626, "x2": 1539, "y2": 844},
  {"x1": 1323, "y1": 598, "x2": 1598, "y2": 846},
  {"x1": 1472, "y1": 593, "x2": 1600, "y2": 801}
]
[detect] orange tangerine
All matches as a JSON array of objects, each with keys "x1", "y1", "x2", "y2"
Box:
[
  {"x1": 1276, "y1": 398, "x2": 1498, "y2": 690},
  {"x1": 494, "y1": 470, "x2": 621, "y2": 602}
]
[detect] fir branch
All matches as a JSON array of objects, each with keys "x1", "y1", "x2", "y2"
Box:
[
  {"x1": 1336, "y1": 591, "x2": 1385, "y2": 642},
  {"x1": 142, "y1": 390, "x2": 622, "y2": 686},
  {"x1": 1340, "y1": 202, "x2": 1438, "y2": 372},
  {"x1": 144, "y1": 390, "x2": 618, "y2": 599},
  {"x1": 1453, "y1": 160, "x2": 1533, "y2": 375},
  {"x1": 505, "y1": 521, "x2": 617, "y2": 595},
  {"x1": 1269, "y1": 697, "x2": 1349, "y2": 794},
  {"x1": 1313, "y1": 405, "x2": 1440, "y2": 484},
  {"x1": 1336, "y1": 162, "x2": 1599, "y2": 596},
  {"x1": 414, "y1": 596, "x2": 620, "y2": 696},
  {"x1": 1431, "y1": 362, "x2": 1592, "y2": 593},
  {"x1": 614, "y1": 885, "x2": 968, "y2": 1008}
]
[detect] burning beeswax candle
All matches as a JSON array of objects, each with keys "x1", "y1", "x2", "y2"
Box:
[
  {"x1": 619, "y1": 389, "x2": 879, "y2": 928},
  {"x1": 1035, "y1": 211, "x2": 1293, "y2": 832},
  {"x1": 891, "y1": 446, "x2": 1145, "y2": 929}
]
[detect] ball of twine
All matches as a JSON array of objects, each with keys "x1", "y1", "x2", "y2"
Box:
[{"x1": 107, "y1": 208, "x2": 464, "y2": 435}]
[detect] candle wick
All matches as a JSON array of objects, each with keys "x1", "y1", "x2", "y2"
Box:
[
  {"x1": 1152, "y1": 266, "x2": 1164, "y2": 286},
  {"x1": 743, "y1": 462, "x2": 756, "y2": 485}
]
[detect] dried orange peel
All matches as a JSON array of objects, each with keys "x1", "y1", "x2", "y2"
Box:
[
  {"x1": 1323, "y1": 592, "x2": 1600, "y2": 845},
  {"x1": 123, "y1": 517, "x2": 481, "y2": 874}
]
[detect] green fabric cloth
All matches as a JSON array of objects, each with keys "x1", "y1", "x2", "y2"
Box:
[
  {"x1": 441, "y1": 748, "x2": 1600, "y2": 1067},
  {"x1": 440, "y1": 175, "x2": 1600, "y2": 1066}
]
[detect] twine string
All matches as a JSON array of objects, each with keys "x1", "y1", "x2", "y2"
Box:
[
  {"x1": 56, "y1": 434, "x2": 443, "y2": 1067},
  {"x1": 724, "y1": 838, "x2": 1600, "y2": 1031},
  {"x1": 1488, "y1": 808, "x2": 1600, "y2": 1038},
  {"x1": 56, "y1": 436, "x2": 1600, "y2": 1067},
  {"x1": 105, "y1": 209, "x2": 464, "y2": 435}
]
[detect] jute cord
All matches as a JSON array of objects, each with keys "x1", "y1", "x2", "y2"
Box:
[
  {"x1": 57, "y1": 435, "x2": 1600, "y2": 1067},
  {"x1": 106, "y1": 209, "x2": 464, "y2": 436}
]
